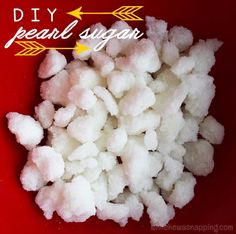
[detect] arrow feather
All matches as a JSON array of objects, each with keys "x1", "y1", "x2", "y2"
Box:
[{"x1": 112, "y1": 6, "x2": 143, "y2": 21}]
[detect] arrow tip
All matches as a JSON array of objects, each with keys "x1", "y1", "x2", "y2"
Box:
[
  {"x1": 67, "y1": 7, "x2": 83, "y2": 20},
  {"x1": 75, "y1": 42, "x2": 91, "y2": 54}
]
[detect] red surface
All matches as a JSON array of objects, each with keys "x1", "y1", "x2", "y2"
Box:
[{"x1": 0, "y1": 0, "x2": 236, "y2": 234}]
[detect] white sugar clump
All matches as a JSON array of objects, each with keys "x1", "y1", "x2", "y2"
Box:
[
  {"x1": 145, "y1": 16, "x2": 168, "y2": 53},
  {"x1": 119, "y1": 84, "x2": 156, "y2": 116},
  {"x1": 200, "y1": 115, "x2": 224, "y2": 144},
  {"x1": 7, "y1": 112, "x2": 43, "y2": 150},
  {"x1": 91, "y1": 51, "x2": 115, "y2": 76},
  {"x1": 7, "y1": 16, "x2": 224, "y2": 228},
  {"x1": 56, "y1": 176, "x2": 96, "y2": 222},
  {"x1": 35, "y1": 100, "x2": 55, "y2": 129},
  {"x1": 38, "y1": 50, "x2": 67, "y2": 79},
  {"x1": 168, "y1": 26, "x2": 193, "y2": 52},
  {"x1": 93, "y1": 86, "x2": 118, "y2": 116},
  {"x1": 35, "y1": 180, "x2": 64, "y2": 219},
  {"x1": 40, "y1": 70, "x2": 71, "y2": 106},
  {"x1": 97, "y1": 152, "x2": 117, "y2": 171},
  {"x1": 171, "y1": 56, "x2": 195, "y2": 77},
  {"x1": 20, "y1": 160, "x2": 45, "y2": 191},
  {"x1": 144, "y1": 129, "x2": 158, "y2": 151},
  {"x1": 124, "y1": 194, "x2": 144, "y2": 221},
  {"x1": 121, "y1": 139, "x2": 153, "y2": 193},
  {"x1": 68, "y1": 86, "x2": 97, "y2": 110},
  {"x1": 67, "y1": 115, "x2": 101, "y2": 143},
  {"x1": 189, "y1": 39, "x2": 222, "y2": 73},
  {"x1": 184, "y1": 140, "x2": 214, "y2": 176},
  {"x1": 155, "y1": 156, "x2": 184, "y2": 191},
  {"x1": 90, "y1": 172, "x2": 108, "y2": 207},
  {"x1": 184, "y1": 73, "x2": 216, "y2": 118},
  {"x1": 108, "y1": 165, "x2": 127, "y2": 200},
  {"x1": 152, "y1": 70, "x2": 188, "y2": 116},
  {"x1": 29, "y1": 146, "x2": 64, "y2": 182},
  {"x1": 68, "y1": 142, "x2": 99, "y2": 161},
  {"x1": 97, "y1": 202, "x2": 129, "y2": 226},
  {"x1": 87, "y1": 100, "x2": 108, "y2": 128},
  {"x1": 48, "y1": 126, "x2": 79, "y2": 159},
  {"x1": 118, "y1": 110, "x2": 160, "y2": 135},
  {"x1": 69, "y1": 66, "x2": 102, "y2": 89},
  {"x1": 177, "y1": 116, "x2": 199, "y2": 144},
  {"x1": 141, "y1": 191, "x2": 175, "y2": 227},
  {"x1": 161, "y1": 41, "x2": 179, "y2": 66},
  {"x1": 157, "y1": 110, "x2": 185, "y2": 142},
  {"x1": 106, "y1": 21, "x2": 135, "y2": 58},
  {"x1": 54, "y1": 105, "x2": 76, "y2": 127},
  {"x1": 106, "y1": 128, "x2": 128, "y2": 153},
  {"x1": 107, "y1": 71, "x2": 135, "y2": 98},
  {"x1": 166, "y1": 172, "x2": 196, "y2": 208},
  {"x1": 116, "y1": 39, "x2": 161, "y2": 73}
]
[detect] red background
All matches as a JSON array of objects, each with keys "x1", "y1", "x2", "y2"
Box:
[{"x1": 0, "y1": 0, "x2": 235, "y2": 233}]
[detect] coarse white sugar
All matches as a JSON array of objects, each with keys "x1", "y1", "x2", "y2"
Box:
[
  {"x1": 161, "y1": 41, "x2": 179, "y2": 66},
  {"x1": 97, "y1": 152, "x2": 117, "y2": 171},
  {"x1": 107, "y1": 70, "x2": 135, "y2": 98},
  {"x1": 148, "y1": 152, "x2": 163, "y2": 177},
  {"x1": 35, "y1": 180, "x2": 64, "y2": 219},
  {"x1": 189, "y1": 39, "x2": 222, "y2": 73},
  {"x1": 87, "y1": 99, "x2": 108, "y2": 128},
  {"x1": 35, "y1": 100, "x2": 55, "y2": 129},
  {"x1": 121, "y1": 139, "x2": 153, "y2": 193},
  {"x1": 155, "y1": 156, "x2": 184, "y2": 191},
  {"x1": 106, "y1": 128, "x2": 128, "y2": 153},
  {"x1": 118, "y1": 110, "x2": 160, "y2": 135},
  {"x1": 184, "y1": 140, "x2": 214, "y2": 176},
  {"x1": 7, "y1": 112, "x2": 43, "y2": 150},
  {"x1": 171, "y1": 56, "x2": 195, "y2": 77},
  {"x1": 67, "y1": 115, "x2": 101, "y2": 143},
  {"x1": 56, "y1": 176, "x2": 96, "y2": 222},
  {"x1": 157, "y1": 110, "x2": 185, "y2": 142},
  {"x1": 68, "y1": 86, "x2": 97, "y2": 110},
  {"x1": 91, "y1": 51, "x2": 115, "y2": 76},
  {"x1": 145, "y1": 16, "x2": 168, "y2": 53},
  {"x1": 40, "y1": 70, "x2": 71, "y2": 106},
  {"x1": 68, "y1": 142, "x2": 99, "y2": 161},
  {"x1": 97, "y1": 202, "x2": 129, "y2": 227},
  {"x1": 152, "y1": 69, "x2": 188, "y2": 116},
  {"x1": 105, "y1": 21, "x2": 136, "y2": 58},
  {"x1": 93, "y1": 86, "x2": 118, "y2": 116},
  {"x1": 108, "y1": 164, "x2": 127, "y2": 200},
  {"x1": 38, "y1": 50, "x2": 67, "y2": 79},
  {"x1": 168, "y1": 26, "x2": 193, "y2": 52},
  {"x1": 7, "y1": 16, "x2": 224, "y2": 228},
  {"x1": 177, "y1": 117, "x2": 199, "y2": 144},
  {"x1": 184, "y1": 73, "x2": 216, "y2": 118},
  {"x1": 141, "y1": 191, "x2": 175, "y2": 227},
  {"x1": 124, "y1": 194, "x2": 144, "y2": 221},
  {"x1": 115, "y1": 38, "x2": 161, "y2": 73},
  {"x1": 200, "y1": 115, "x2": 224, "y2": 144},
  {"x1": 119, "y1": 84, "x2": 156, "y2": 116},
  {"x1": 167, "y1": 172, "x2": 196, "y2": 208},
  {"x1": 144, "y1": 129, "x2": 158, "y2": 151},
  {"x1": 29, "y1": 146, "x2": 65, "y2": 182},
  {"x1": 47, "y1": 126, "x2": 79, "y2": 159},
  {"x1": 82, "y1": 166, "x2": 102, "y2": 183},
  {"x1": 54, "y1": 104, "x2": 76, "y2": 127},
  {"x1": 91, "y1": 173, "x2": 108, "y2": 209},
  {"x1": 69, "y1": 66, "x2": 102, "y2": 89},
  {"x1": 20, "y1": 160, "x2": 45, "y2": 191}
]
